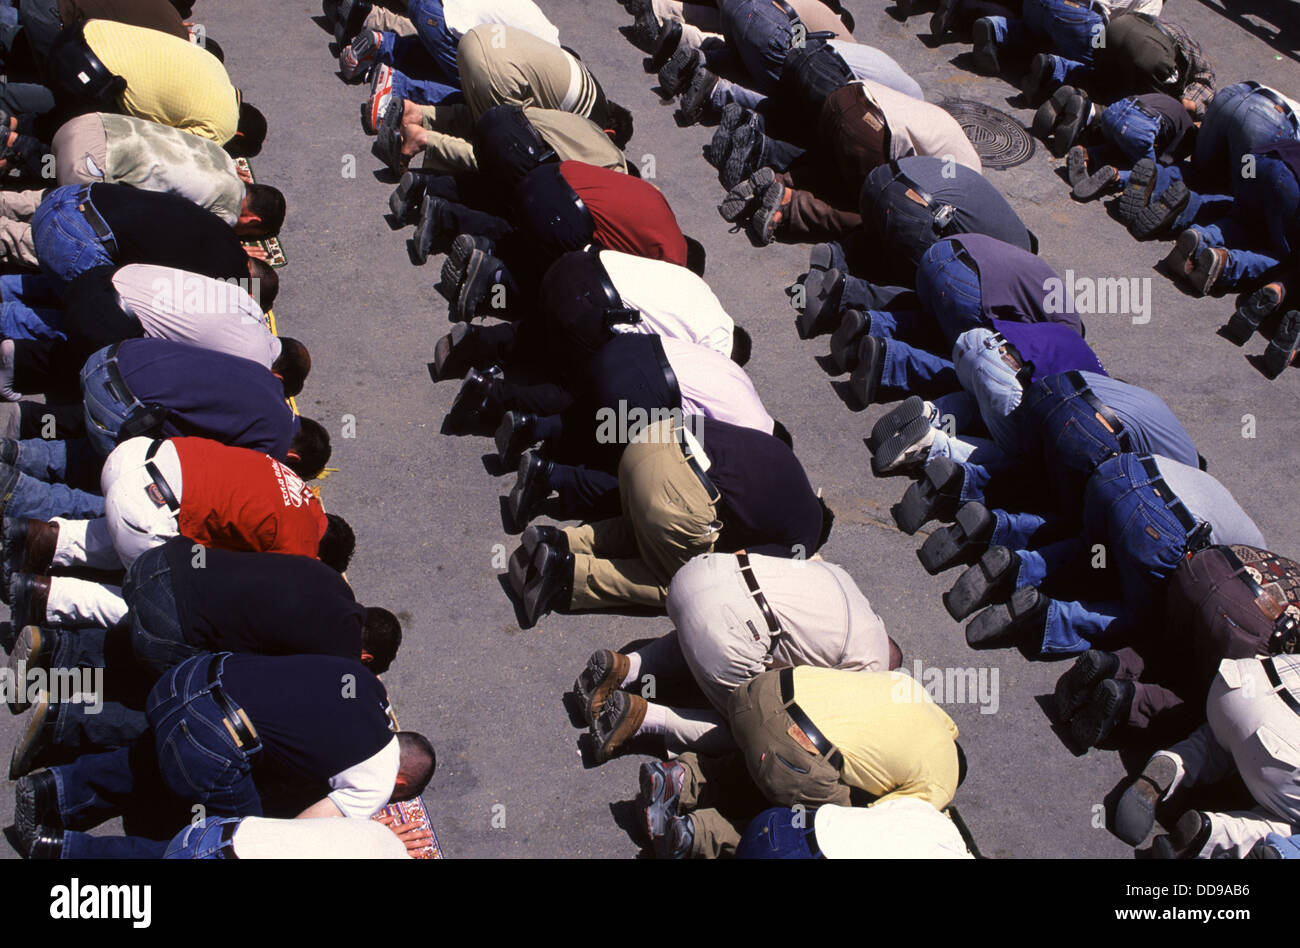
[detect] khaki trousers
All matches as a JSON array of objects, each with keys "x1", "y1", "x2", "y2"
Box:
[
  {"x1": 51, "y1": 113, "x2": 108, "y2": 186},
  {"x1": 0, "y1": 188, "x2": 43, "y2": 267},
  {"x1": 564, "y1": 420, "x2": 720, "y2": 610},
  {"x1": 364, "y1": 5, "x2": 416, "y2": 36}
]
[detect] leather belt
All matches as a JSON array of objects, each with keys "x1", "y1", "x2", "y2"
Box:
[
  {"x1": 778, "y1": 667, "x2": 843, "y2": 771},
  {"x1": 206, "y1": 656, "x2": 261, "y2": 754},
  {"x1": 852, "y1": 84, "x2": 894, "y2": 160},
  {"x1": 1138, "y1": 455, "x2": 1211, "y2": 551},
  {"x1": 676, "y1": 425, "x2": 720, "y2": 503},
  {"x1": 1221, "y1": 546, "x2": 1300, "y2": 654},
  {"x1": 650, "y1": 335, "x2": 683, "y2": 412},
  {"x1": 102, "y1": 343, "x2": 141, "y2": 409},
  {"x1": 736, "y1": 550, "x2": 783, "y2": 646},
  {"x1": 144, "y1": 438, "x2": 179, "y2": 513},
  {"x1": 76, "y1": 194, "x2": 117, "y2": 258},
  {"x1": 1246, "y1": 81, "x2": 1300, "y2": 132},
  {"x1": 1262, "y1": 657, "x2": 1300, "y2": 719},
  {"x1": 885, "y1": 159, "x2": 959, "y2": 237},
  {"x1": 590, "y1": 249, "x2": 640, "y2": 330},
  {"x1": 1063, "y1": 370, "x2": 1132, "y2": 453},
  {"x1": 771, "y1": 0, "x2": 800, "y2": 24},
  {"x1": 216, "y1": 819, "x2": 240, "y2": 859}
]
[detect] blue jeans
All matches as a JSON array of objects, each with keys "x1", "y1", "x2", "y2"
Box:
[
  {"x1": 1022, "y1": 0, "x2": 1102, "y2": 82},
  {"x1": 406, "y1": 0, "x2": 462, "y2": 82},
  {"x1": 1193, "y1": 83, "x2": 1300, "y2": 189},
  {"x1": 952, "y1": 327, "x2": 1025, "y2": 452},
  {"x1": 389, "y1": 65, "x2": 463, "y2": 106},
  {"x1": 30, "y1": 184, "x2": 115, "y2": 288},
  {"x1": 840, "y1": 276, "x2": 914, "y2": 314},
  {"x1": 877, "y1": 338, "x2": 959, "y2": 398},
  {"x1": 79, "y1": 345, "x2": 136, "y2": 458},
  {"x1": 713, "y1": 0, "x2": 795, "y2": 96},
  {"x1": 0, "y1": 458, "x2": 104, "y2": 520},
  {"x1": 1191, "y1": 156, "x2": 1300, "y2": 289},
  {"x1": 1098, "y1": 97, "x2": 1163, "y2": 165},
  {"x1": 0, "y1": 272, "x2": 64, "y2": 340},
  {"x1": 123, "y1": 545, "x2": 201, "y2": 678},
  {"x1": 14, "y1": 436, "x2": 101, "y2": 491},
  {"x1": 163, "y1": 816, "x2": 242, "y2": 858},
  {"x1": 915, "y1": 240, "x2": 985, "y2": 346}
]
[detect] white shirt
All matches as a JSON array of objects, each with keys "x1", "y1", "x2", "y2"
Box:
[
  {"x1": 1095, "y1": 0, "x2": 1164, "y2": 16},
  {"x1": 101, "y1": 436, "x2": 182, "y2": 568},
  {"x1": 600, "y1": 250, "x2": 735, "y2": 357},
  {"x1": 328, "y1": 735, "x2": 401, "y2": 818},
  {"x1": 114, "y1": 265, "x2": 281, "y2": 369},
  {"x1": 231, "y1": 817, "x2": 410, "y2": 859},
  {"x1": 659, "y1": 336, "x2": 773, "y2": 434},
  {"x1": 814, "y1": 800, "x2": 974, "y2": 859},
  {"x1": 443, "y1": 0, "x2": 560, "y2": 46}
]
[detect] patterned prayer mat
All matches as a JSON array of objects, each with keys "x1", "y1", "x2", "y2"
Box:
[{"x1": 234, "y1": 158, "x2": 287, "y2": 267}]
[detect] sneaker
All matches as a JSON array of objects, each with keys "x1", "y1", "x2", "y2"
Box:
[
  {"x1": 658, "y1": 813, "x2": 695, "y2": 859},
  {"x1": 678, "y1": 66, "x2": 719, "y2": 125},
  {"x1": 747, "y1": 176, "x2": 785, "y2": 245},
  {"x1": 1054, "y1": 649, "x2": 1121, "y2": 721},
  {"x1": 657, "y1": 46, "x2": 701, "y2": 97},
  {"x1": 719, "y1": 166, "x2": 775, "y2": 222},
  {"x1": 339, "y1": 29, "x2": 381, "y2": 82},
  {"x1": 971, "y1": 18, "x2": 1000, "y2": 75},
  {"x1": 639, "y1": 759, "x2": 687, "y2": 846},
  {"x1": 1113, "y1": 753, "x2": 1179, "y2": 845},
  {"x1": 1225, "y1": 283, "x2": 1284, "y2": 345},
  {"x1": 1117, "y1": 158, "x2": 1157, "y2": 225},
  {"x1": 1263, "y1": 309, "x2": 1300, "y2": 378},
  {"x1": 364, "y1": 62, "x2": 394, "y2": 135},
  {"x1": 917, "y1": 501, "x2": 996, "y2": 574},
  {"x1": 1129, "y1": 180, "x2": 1188, "y2": 240},
  {"x1": 648, "y1": 17, "x2": 684, "y2": 72}
]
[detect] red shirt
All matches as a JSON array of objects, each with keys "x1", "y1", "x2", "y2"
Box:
[
  {"x1": 173, "y1": 437, "x2": 327, "y2": 558},
  {"x1": 559, "y1": 160, "x2": 687, "y2": 266}
]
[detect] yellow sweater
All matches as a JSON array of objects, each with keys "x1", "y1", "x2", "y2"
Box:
[{"x1": 85, "y1": 19, "x2": 239, "y2": 144}]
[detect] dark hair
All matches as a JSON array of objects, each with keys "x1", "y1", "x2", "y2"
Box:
[
  {"x1": 361, "y1": 607, "x2": 403, "y2": 674},
  {"x1": 202, "y1": 37, "x2": 225, "y2": 63},
  {"x1": 318, "y1": 512, "x2": 355, "y2": 572},
  {"x1": 729, "y1": 324, "x2": 752, "y2": 366},
  {"x1": 272, "y1": 336, "x2": 311, "y2": 398},
  {"x1": 247, "y1": 257, "x2": 279, "y2": 310},
  {"x1": 225, "y1": 102, "x2": 267, "y2": 157},
  {"x1": 605, "y1": 100, "x2": 634, "y2": 150},
  {"x1": 288, "y1": 416, "x2": 331, "y2": 480},
  {"x1": 243, "y1": 183, "x2": 286, "y2": 237},
  {"x1": 393, "y1": 731, "x2": 437, "y2": 801},
  {"x1": 684, "y1": 235, "x2": 706, "y2": 277}
]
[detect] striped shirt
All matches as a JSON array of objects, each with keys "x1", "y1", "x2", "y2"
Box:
[{"x1": 84, "y1": 19, "x2": 240, "y2": 143}]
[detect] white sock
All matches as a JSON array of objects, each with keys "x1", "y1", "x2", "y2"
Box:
[
  {"x1": 639, "y1": 700, "x2": 667, "y2": 736},
  {"x1": 621, "y1": 651, "x2": 642, "y2": 688}
]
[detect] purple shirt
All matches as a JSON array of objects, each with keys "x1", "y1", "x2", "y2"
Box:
[
  {"x1": 993, "y1": 319, "x2": 1108, "y2": 383},
  {"x1": 951, "y1": 234, "x2": 1081, "y2": 335}
]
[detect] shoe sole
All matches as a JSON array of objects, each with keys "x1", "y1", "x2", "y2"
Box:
[
  {"x1": 1117, "y1": 161, "x2": 1156, "y2": 225},
  {"x1": 638, "y1": 763, "x2": 677, "y2": 843},
  {"x1": 10, "y1": 688, "x2": 49, "y2": 779},
  {"x1": 891, "y1": 458, "x2": 960, "y2": 535},
  {"x1": 944, "y1": 546, "x2": 1017, "y2": 621},
  {"x1": 1053, "y1": 650, "x2": 1118, "y2": 722},
  {"x1": 455, "y1": 251, "x2": 490, "y2": 323},
  {"x1": 433, "y1": 324, "x2": 470, "y2": 380},
  {"x1": 829, "y1": 311, "x2": 866, "y2": 373},
  {"x1": 871, "y1": 416, "x2": 933, "y2": 477},
  {"x1": 867, "y1": 395, "x2": 926, "y2": 454},
  {"x1": 719, "y1": 167, "x2": 773, "y2": 222},
  {"x1": 1161, "y1": 229, "x2": 1201, "y2": 278},
  {"x1": 574, "y1": 650, "x2": 623, "y2": 726},
  {"x1": 1113, "y1": 756, "x2": 1178, "y2": 845},
  {"x1": 440, "y1": 235, "x2": 477, "y2": 298},
  {"x1": 1225, "y1": 290, "x2": 1280, "y2": 345},
  {"x1": 1263, "y1": 311, "x2": 1300, "y2": 378},
  {"x1": 7, "y1": 625, "x2": 40, "y2": 714},
  {"x1": 971, "y1": 21, "x2": 999, "y2": 75},
  {"x1": 917, "y1": 502, "x2": 992, "y2": 574},
  {"x1": 1131, "y1": 182, "x2": 1188, "y2": 240},
  {"x1": 965, "y1": 587, "x2": 1041, "y2": 650}
]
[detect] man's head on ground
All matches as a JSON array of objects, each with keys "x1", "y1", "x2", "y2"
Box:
[
  {"x1": 286, "y1": 416, "x2": 331, "y2": 479},
  {"x1": 604, "y1": 101, "x2": 634, "y2": 150},
  {"x1": 246, "y1": 257, "x2": 279, "y2": 310},
  {"x1": 236, "y1": 183, "x2": 286, "y2": 238},
  {"x1": 390, "y1": 731, "x2": 437, "y2": 802},
  {"x1": 225, "y1": 102, "x2": 267, "y2": 158},
  {"x1": 318, "y1": 513, "x2": 355, "y2": 573},
  {"x1": 360, "y1": 607, "x2": 403, "y2": 674},
  {"x1": 272, "y1": 336, "x2": 311, "y2": 398}
]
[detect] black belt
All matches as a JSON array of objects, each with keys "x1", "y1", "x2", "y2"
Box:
[
  {"x1": 650, "y1": 335, "x2": 683, "y2": 413},
  {"x1": 76, "y1": 195, "x2": 117, "y2": 258},
  {"x1": 1138, "y1": 455, "x2": 1211, "y2": 551},
  {"x1": 736, "y1": 550, "x2": 783, "y2": 646},
  {"x1": 591, "y1": 249, "x2": 640, "y2": 330},
  {"x1": 771, "y1": 0, "x2": 800, "y2": 24},
  {"x1": 676, "y1": 425, "x2": 720, "y2": 503},
  {"x1": 216, "y1": 819, "x2": 240, "y2": 859},
  {"x1": 206, "y1": 656, "x2": 261, "y2": 754},
  {"x1": 885, "y1": 160, "x2": 959, "y2": 237},
  {"x1": 1262, "y1": 657, "x2": 1300, "y2": 719},
  {"x1": 101, "y1": 343, "x2": 140, "y2": 409},
  {"x1": 143, "y1": 438, "x2": 179, "y2": 513},
  {"x1": 778, "y1": 667, "x2": 843, "y2": 771},
  {"x1": 1063, "y1": 370, "x2": 1132, "y2": 453},
  {"x1": 1221, "y1": 546, "x2": 1300, "y2": 654}
]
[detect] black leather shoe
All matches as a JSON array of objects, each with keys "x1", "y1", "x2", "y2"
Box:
[
  {"x1": 1054, "y1": 649, "x2": 1120, "y2": 722},
  {"x1": 10, "y1": 688, "x2": 55, "y2": 778},
  {"x1": 438, "y1": 233, "x2": 494, "y2": 303},
  {"x1": 13, "y1": 768, "x2": 60, "y2": 856},
  {"x1": 10, "y1": 572, "x2": 49, "y2": 629},
  {"x1": 918, "y1": 501, "x2": 995, "y2": 574},
  {"x1": 657, "y1": 46, "x2": 700, "y2": 97},
  {"x1": 649, "y1": 18, "x2": 683, "y2": 71},
  {"x1": 1021, "y1": 52, "x2": 1056, "y2": 103},
  {"x1": 446, "y1": 365, "x2": 503, "y2": 432},
  {"x1": 1151, "y1": 809, "x2": 1211, "y2": 859},
  {"x1": 508, "y1": 449, "x2": 553, "y2": 528},
  {"x1": 1225, "y1": 283, "x2": 1283, "y2": 345},
  {"x1": 1263, "y1": 309, "x2": 1300, "y2": 378},
  {"x1": 1117, "y1": 158, "x2": 1157, "y2": 225},
  {"x1": 1032, "y1": 84, "x2": 1074, "y2": 138},
  {"x1": 522, "y1": 523, "x2": 568, "y2": 557},
  {"x1": 794, "y1": 267, "x2": 845, "y2": 339},
  {"x1": 8, "y1": 625, "x2": 56, "y2": 713},
  {"x1": 1113, "y1": 753, "x2": 1179, "y2": 846},
  {"x1": 455, "y1": 249, "x2": 508, "y2": 322},
  {"x1": 522, "y1": 542, "x2": 573, "y2": 627},
  {"x1": 335, "y1": 0, "x2": 371, "y2": 45},
  {"x1": 1130, "y1": 181, "x2": 1188, "y2": 240},
  {"x1": 965, "y1": 586, "x2": 1047, "y2": 650},
  {"x1": 929, "y1": 0, "x2": 958, "y2": 39},
  {"x1": 870, "y1": 398, "x2": 938, "y2": 478},
  {"x1": 829, "y1": 308, "x2": 869, "y2": 373},
  {"x1": 507, "y1": 543, "x2": 532, "y2": 597},
  {"x1": 1050, "y1": 90, "x2": 1090, "y2": 157},
  {"x1": 944, "y1": 545, "x2": 1019, "y2": 620},
  {"x1": 1069, "y1": 677, "x2": 1135, "y2": 748},
  {"x1": 892, "y1": 456, "x2": 963, "y2": 535},
  {"x1": 414, "y1": 193, "x2": 450, "y2": 263},
  {"x1": 388, "y1": 170, "x2": 428, "y2": 223},
  {"x1": 868, "y1": 395, "x2": 933, "y2": 455},
  {"x1": 678, "y1": 66, "x2": 718, "y2": 125},
  {"x1": 495, "y1": 411, "x2": 539, "y2": 468},
  {"x1": 1071, "y1": 161, "x2": 1119, "y2": 201},
  {"x1": 849, "y1": 335, "x2": 886, "y2": 407}
]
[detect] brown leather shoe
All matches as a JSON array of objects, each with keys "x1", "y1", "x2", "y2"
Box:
[
  {"x1": 2, "y1": 518, "x2": 58, "y2": 598},
  {"x1": 574, "y1": 649, "x2": 631, "y2": 725},
  {"x1": 9, "y1": 573, "x2": 50, "y2": 629},
  {"x1": 591, "y1": 692, "x2": 647, "y2": 763}
]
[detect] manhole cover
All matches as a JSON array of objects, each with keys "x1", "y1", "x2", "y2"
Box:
[{"x1": 940, "y1": 98, "x2": 1036, "y2": 170}]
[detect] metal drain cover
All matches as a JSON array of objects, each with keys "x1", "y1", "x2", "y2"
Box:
[{"x1": 940, "y1": 98, "x2": 1036, "y2": 170}]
